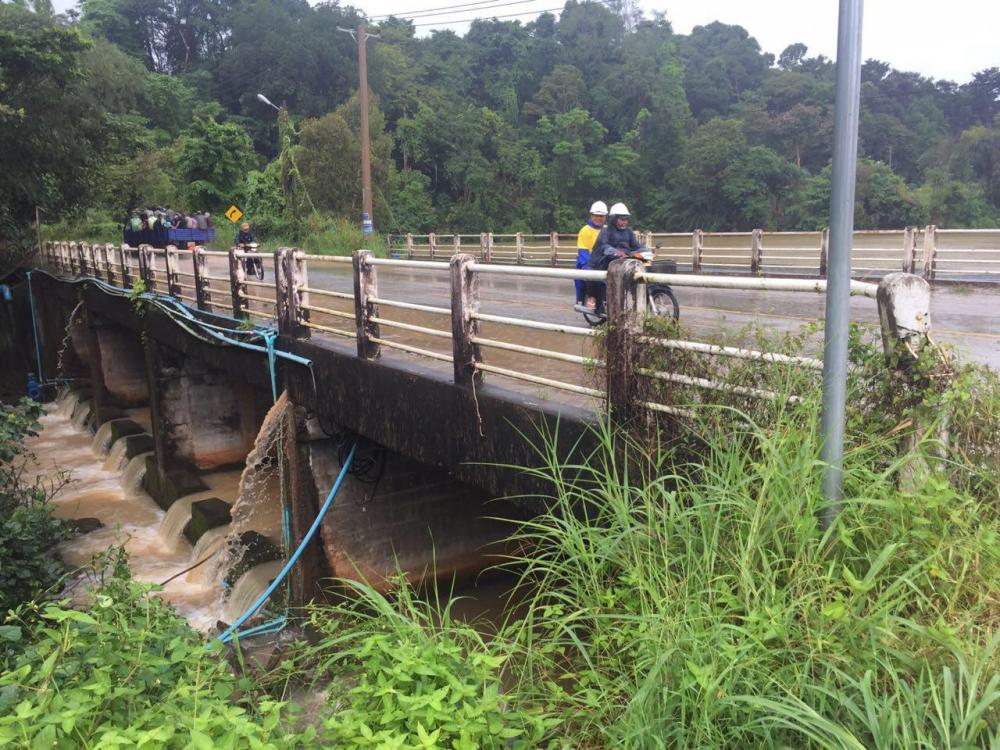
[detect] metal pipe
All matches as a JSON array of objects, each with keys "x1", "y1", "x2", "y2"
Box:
[
  {"x1": 369, "y1": 296, "x2": 450, "y2": 316},
  {"x1": 473, "y1": 311, "x2": 597, "y2": 336},
  {"x1": 637, "y1": 368, "x2": 802, "y2": 403},
  {"x1": 636, "y1": 336, "x2": 824, "y2": 370},
  {"x1": 472, "y1": 336, "x2": 604, "y2": 366},
  {"x1": 474, "y1": 362, "x2": 603, "y2": 397},
  {"x1": 640, "y1": 271, "x2": 878, "y2": 297},
  {"x1": 368, "y1": 258, "x2": 450, "y2": 271},
  {"x1": 820, "y1": 0, "x2": 864, "y2": 527},
  {"x1": 468, "y1": 263, "x2": 606, "y2": 281}
]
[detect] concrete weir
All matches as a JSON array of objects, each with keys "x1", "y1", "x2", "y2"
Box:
[{"x1": 26, "y1": 274, "x2": 540, "y2": 608}]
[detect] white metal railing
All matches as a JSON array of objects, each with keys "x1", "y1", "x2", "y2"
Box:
[
  {"x1": 40, "y1": 240, "x2": 918, "y2": 418},
  {"x1": 387, "y1": 226, "x2": 1000, "y2": 282}
]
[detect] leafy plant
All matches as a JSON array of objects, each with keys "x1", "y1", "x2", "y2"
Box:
[
  {"x1": 0, "y1": 399, "x2": 66, "y2": 616},
  {"x1": 0, "y1": 552, "x2": 302, "y2": 749},
  {"x1": 278, "y1": 578, "x2": 548, "y2": 749}
]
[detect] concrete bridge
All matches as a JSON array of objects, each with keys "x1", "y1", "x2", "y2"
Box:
[{"x1": 14, "y1": 241, "x2": 930, "y2": 606}]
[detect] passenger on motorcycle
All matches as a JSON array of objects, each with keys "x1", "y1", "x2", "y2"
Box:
[
  {"x1": 584, "y1": 203, "x2": 647, "y2": 311},
  {"x1": 234, "y1": 222, "x2": 255, "y2": 246},
  {"x1": 576, "y1": 201, "x2": 607, "y2": 307}
]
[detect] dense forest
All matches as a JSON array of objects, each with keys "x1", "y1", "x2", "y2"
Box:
[{"x1": 1, "y1": 0, "x2": 998, "y2": 252}]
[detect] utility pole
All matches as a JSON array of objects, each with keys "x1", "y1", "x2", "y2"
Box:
[
  {"x1": 819, "y1": 0, "x2": 864, "y2": 528},
  {"x1": 339, "y1": 24, "x2": 378, "y2": 234}
]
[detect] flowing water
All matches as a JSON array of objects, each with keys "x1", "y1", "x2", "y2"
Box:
[{"x1": 24, "y1": 391, "x2": 282, "y2": 632}]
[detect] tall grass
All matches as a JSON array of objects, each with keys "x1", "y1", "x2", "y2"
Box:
[
  {"x1": 497, "y1": 402, "x2": 1000, "y2": 747},
  {"x1": 258, "y1": 215, "x2": 387, "y2": 257}
]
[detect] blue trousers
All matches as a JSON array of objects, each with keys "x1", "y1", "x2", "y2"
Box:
[{"x1": 575, "y1": 249, "x2": 590, "y2": 302}]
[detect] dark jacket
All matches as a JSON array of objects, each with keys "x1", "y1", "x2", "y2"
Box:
[
  {"x1": 234, "y1": 230, "x2": 255, "y2": 245},
  {"x1": 587, "y1": 218, "x2": 645, "y2": 270}
]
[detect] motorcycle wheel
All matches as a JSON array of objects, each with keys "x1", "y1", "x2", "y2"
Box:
[
  {"x1": 648, "y1": 286, "x2": 680, "y2": 320},
  {"x1": 254, "y1": 258, "x2": 265, "y2": 281}
]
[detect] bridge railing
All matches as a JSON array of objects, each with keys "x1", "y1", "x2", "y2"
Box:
[
  {"x1": 40, "y1": 240, "x2": 929, "y2": 420},
  {"x1": 388, "y1": 226, "x2": 1000, "y2": 282}
]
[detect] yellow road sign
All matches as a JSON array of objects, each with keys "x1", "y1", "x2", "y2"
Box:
[{"x1": 225, "y1": 205, "x2": 244, "y2": 223}]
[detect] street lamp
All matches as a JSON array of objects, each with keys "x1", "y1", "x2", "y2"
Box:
[{"x1": 256, "y1": 93, "x2": 281, "y2": 112}]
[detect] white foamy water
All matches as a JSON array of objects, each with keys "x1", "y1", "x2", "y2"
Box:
[
  {"x1": 91, "y1": 421, "x2": 115, "y2": 455},
  {"x1": 23, "y1": 394, "x2": 254, "y2": 632}
]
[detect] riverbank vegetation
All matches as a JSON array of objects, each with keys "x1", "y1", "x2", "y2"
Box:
[
  {"x1": 2, "y1": 1, "x2": 998, "y2": 257},
  {"x1": 3, "y1": 328, "x2": 999, "y2": 746}
]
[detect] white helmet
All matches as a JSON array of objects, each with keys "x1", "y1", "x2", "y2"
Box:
[
  {"x1": 589, "y1": 201, "x2": 608, "y2": 216},
  {"x1": 609, "y1": 202, "x2": 630, "y2": 217}
]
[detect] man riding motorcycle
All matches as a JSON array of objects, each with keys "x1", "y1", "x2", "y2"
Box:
[{"x1": 584, "y1": 203, "x2": 647, "y2": 312}]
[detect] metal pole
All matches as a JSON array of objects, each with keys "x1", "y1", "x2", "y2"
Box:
[
  {"x1": 819, "y1": 0, "x2": 864, "y2": 528},
  {"x1": 358, "y1": 24, "x2": 374, "y2": 228}
]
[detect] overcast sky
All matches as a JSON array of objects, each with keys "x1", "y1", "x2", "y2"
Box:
[{"x1": 53, "y1": 0, "x2": 998, "y2": 83}]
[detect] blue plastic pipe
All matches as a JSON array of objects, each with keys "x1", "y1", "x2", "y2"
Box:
[{"x1": 216, "y1": 440, "x2": 358, "y2": 645}]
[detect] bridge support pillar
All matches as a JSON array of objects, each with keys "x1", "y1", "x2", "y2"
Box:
[
  {"x1": 306, "y1": 435, "x2": 512, "y2": 591},
  {"x1": 95, "y1": 325, "x2": 149, "y2": 406}
]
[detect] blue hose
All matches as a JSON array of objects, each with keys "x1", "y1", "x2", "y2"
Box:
[
  {"x1": 26, "y1": 271, "x2": 44, "y2": 384},
  {"x1": 216, "y1": 440, "x2": 358, "y2": 645}
]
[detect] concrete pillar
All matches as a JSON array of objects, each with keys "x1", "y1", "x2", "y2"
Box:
[
  {"x1": 691, "y1": 229, "x2": 703, "y2": 273},
  {"x1": 228, "y1": 247, "x2": 247, "y2": 319},
  {"x1": 352, "y1": 249, "x2": 380, "y2": 359},
  {"x1": 309, "y1": 439, "x2": 512, "y2": 590},
  {"x1": 516, "y1": 232, "x2": 525, "y2": 264},
  {"x1": 922, "y1": 225, "x2": 937, "y2": 281},
  {"x1": 450, "y1": 253, "x2": 481, "y2": 386},
  {"x1": 428, "y1": 232, "x2": 437, "y2": 260},
  {"x1": 96, "y1": 326, "x2": 149, "y2": 406},
  {"x1": 276, "y1": 248, "x2": 309, "y2": 338},
  {"x1": 819, "y1": 227, "x2": 830, "y2": 278},
  {"x1": 406, "y1": 233, "x2": 414, "y2": 260},
  {"x1": 605, "y1": 257, "x2": 646, "y2": 426},
  {"x1": 193, "y1": 247, "x2": 212, "y2": 310},
  {"x1": 81, "y1": 308, "x2": 113, "y2": 424},
  {"x1": 550, "y1": 231, "x2": 559, "y2": 266},
  {"x1": 750, "y1": 229, "x2": 763, "y2": 275},
  {"x1": 876, "y1": 272, "x2": 931, "y2": 369}
]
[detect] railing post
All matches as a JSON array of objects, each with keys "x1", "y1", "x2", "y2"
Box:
[
  {"x1": 750, "y1": 229, "x2": 763, "y2": 275},
  {"x1": 276, "y1": 248, "x2": 310, "y2": 338},
  {"x1": 516, "y1": 232, "x2": 525, "y2": 264},
  {"x1": 428, "y1": 232, "x2": 437, "y2": 261},
  {"x1": 85, "y1": 243, "x2": 97, "y2": 277},
  {"x1": 406, "y1": 233, "x2": 415, "y2": 260},
  {"x1": 450, "y1": 253, "x2": 481, "y2": 386},
  {"x1": 605, "y1": 257, "x2": 647, "y2": 426},
  {"x1": 165, "y1": 245, "x2": 181, "y2": 298},
  {"x1": 550, "y1": 232, "x2": 559, "y2": 266},
  {"x1": 139, "y1": 244, "x2": 154, "y2": 290},
  {"x1": 691, "y1": 229, "x2": 703, "y2": 273},
  {"x1": 478, "y1": 233, "x2": 487, "y2": 261},
  {"x1": 193, "y1": 247, "x2": 211, "y2": 310},
  {"x1": 228, "y1": 246, "x2": 247, "y2": 319},
  {"x1": 119, "y1": 245, "x2": 131, "y2": 288},
  {"x1": 76, "y1": 242, "x2": 87, "y2": 276},
  {"x1": 102, "y1": 244, "x2": 114, "y2": 283},
  {"x1": 453, "y1": 234, "x2": 461, "y2": 256},
  {"x1": 352, "y1": 249, "x2": 380, "y2": 359},
  {"x1": 902, "y1": 226, "x2": 917, "y2": 273},
  {"x1": 486, "y1": 232, "x2": 494, "y2": 263},
  {"x1": 819, "y1": 227, "x2": 830, "y2": 278},
  {"x1": 922, "y1": 224, "x2": 937, "y2": 281},
  {"x1": 643, "y1": 230, "x2": 654, "y2": 248}
]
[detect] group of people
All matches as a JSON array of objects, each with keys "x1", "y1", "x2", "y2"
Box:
[
  {"x1": 127, "y1": 208, "x2": 215, "y2": 232},
  {"x1": 574, "y1": 200, "x2": 647, "y2": 312}
]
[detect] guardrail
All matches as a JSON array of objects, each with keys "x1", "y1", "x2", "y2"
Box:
[
  {"x1": 41, "y1": 241, "x2": 927, "y2": 422},
  {"x1": 387, "y1": 227, "x2": 1000, "y2": 282}
]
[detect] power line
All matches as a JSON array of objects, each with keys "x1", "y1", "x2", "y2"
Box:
[
  {"x1": 411, "y1": 6, "x2": 563, "y2": 26},
  {"x1": 370, "y1": 0, "x2": 519, "y2": 20},
  {"x1": 384, "y1": 0, "x2": 544, "y2": 21}
]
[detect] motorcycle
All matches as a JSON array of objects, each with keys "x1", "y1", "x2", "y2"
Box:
[
  {"x1": 239, "y1": 242, "x2": 265, "y2": 281},
  {"x1": 573, "y1": 249, "x2": 679, "y2": 326}
]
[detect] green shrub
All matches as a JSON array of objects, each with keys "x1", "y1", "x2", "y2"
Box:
[
  {"x1": 0, "y1": 399, "x2": 66, "y2": 615},
  {"x1": 42, "y1": 210, "x2": 121, "y2": 244},
  {"x1": 259, "y1": 214, "x2": 387, "y2": 257},
  {"x1": 0, "y1": 553, "x2": 301, "y2": 749},
  {"x1": 280, "y1": 579, "x2": 548, "y2": 749}
]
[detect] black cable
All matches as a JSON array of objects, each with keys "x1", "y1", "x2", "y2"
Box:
[
  {"x1": 370, "y1": 0, "x2": 518, "y2": 19},
  {"x1": 378, "y1": 0, "x2": 542, "y2": 21},
  {"x1": 410, "y1": 6, "x2": 563, "y2": 26}
]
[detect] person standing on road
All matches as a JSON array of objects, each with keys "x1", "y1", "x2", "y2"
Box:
[{"x1": 575, "y1": 201, "x2": 608, "y2": 309}]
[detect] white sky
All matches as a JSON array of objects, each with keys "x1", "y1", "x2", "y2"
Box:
[{"x1": 51, "y1": 0, "x2": 998, "y2": 83}]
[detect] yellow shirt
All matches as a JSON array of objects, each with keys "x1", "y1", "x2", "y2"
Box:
[{"x1": 577, "y1": 224, "x2": 601, "y2": 252}]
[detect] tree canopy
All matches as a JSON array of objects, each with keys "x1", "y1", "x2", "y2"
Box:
[{"x1": 1, "y1": 0, "x2": 998, "y2": 250}]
